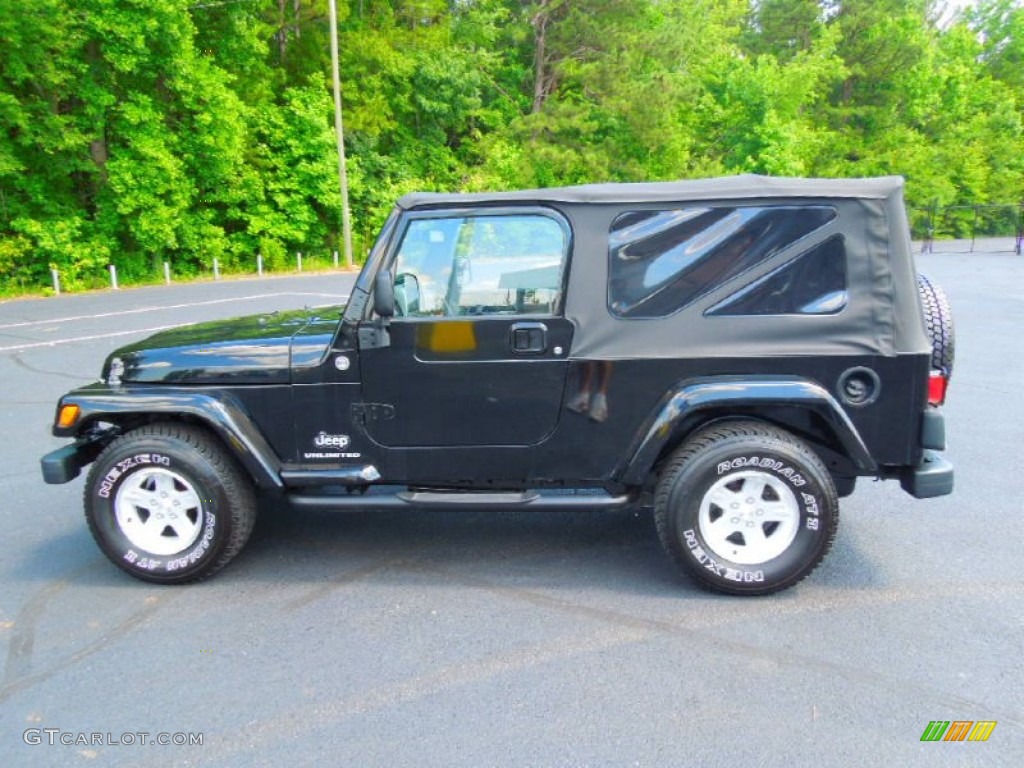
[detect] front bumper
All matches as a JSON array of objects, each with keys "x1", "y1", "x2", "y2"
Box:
[
  {"x1": 900, "y1": 449, "x2": 954, "y2": 499},
  {"x1": 40, "y1": 438, "x2": 106, "y2": 484}
]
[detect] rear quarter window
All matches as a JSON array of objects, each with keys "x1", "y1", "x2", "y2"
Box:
[
  {"x1": 607, "y1": 205, "x2": 837, "y2": 318},
  {"x1": 706, "y1": 234, "x2": 848, "y2": 316}
]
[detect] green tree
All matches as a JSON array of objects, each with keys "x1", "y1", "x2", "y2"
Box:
[{"x1": 2, "y1": 0, "x2": 1022, "y2": 294}]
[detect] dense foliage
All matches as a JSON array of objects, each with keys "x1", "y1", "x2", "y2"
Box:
[{"x1": 1, "y1": 1, "x2": 1022, "y2": 292}]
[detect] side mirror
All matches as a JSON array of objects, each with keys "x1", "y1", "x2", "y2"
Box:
[
  {"x1": 374, "y1": 270, "x2": 395, "y2": 318},
  {"x1": 394, "y1": 272, "x2": 421, "y2": 316}
]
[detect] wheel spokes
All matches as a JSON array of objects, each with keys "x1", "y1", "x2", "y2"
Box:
[
  {"x1": 119, "y1": 487, "x2": 157, "y2": 515},
  {"x1": 169, "y1": 485, "x2": 201, "y2": 517},
  {"x1": 742, "y1": 476, "x2": 768, "y2": 504},
  {"x1": 703, "y1": 522, "x2": 736, "y2": 554},
  {"x1": 114, "y1": 468, "x2": 205, "y2": 556},
  {"x1": 698, "y1": 469, "x2": 801, "y2": 565},
  {"x1": 759, "y1": 499, "x2": 794, "y2": 522},
  {"x1": 154, "y1": 471, "x2": 175, "y2": 496}
]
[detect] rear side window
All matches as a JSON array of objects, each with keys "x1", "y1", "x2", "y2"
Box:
[
  {"x1": 706, "y1": 235, "x2": 848, "y2": 316},
  {"x1": 608, "y1": 205, "x2": 837, "y2": 318}
]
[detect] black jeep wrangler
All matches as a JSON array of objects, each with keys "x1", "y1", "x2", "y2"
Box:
[{"x1": 41, "y1": 175, "x2": 954, "y2": 595}]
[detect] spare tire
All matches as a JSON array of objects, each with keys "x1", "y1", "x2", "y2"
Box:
[{"x1": 917, "y1": 273, "x2": 955, "y2": 376}]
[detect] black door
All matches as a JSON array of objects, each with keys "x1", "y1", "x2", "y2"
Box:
[{"x1": 359, "y1": 209, "x2": 574, "y2": 448}]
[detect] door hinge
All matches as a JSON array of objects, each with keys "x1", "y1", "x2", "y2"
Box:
[{"x1": 351, "y1": 402, "x2": 396, "y2": 423}]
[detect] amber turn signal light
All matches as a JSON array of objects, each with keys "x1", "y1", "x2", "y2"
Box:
[{"x1": 57, "y1": 404, "x2": 81, "y2": 428}]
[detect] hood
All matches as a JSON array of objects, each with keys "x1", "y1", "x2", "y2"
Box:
[{"x1": 105, "y1": 306, "x2": 342, "y2": 385}]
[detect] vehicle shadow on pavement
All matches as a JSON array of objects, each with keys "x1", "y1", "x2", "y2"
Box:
[
  {"x1": 225, "y1": 502, "x2": 883, "y2": 596},
  {"x1": 241, "y1": 504, "x2": 678, "y2": 592},
  {"x1": 11, "y1": 502, "x2": 882, "y2": 599}
]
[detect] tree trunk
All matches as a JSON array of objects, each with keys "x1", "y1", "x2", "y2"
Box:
[
  {"x1": 278, "y1": 0, "x2": 287, "y2": 61},
  {"x1": 532, "y1": 7, "x2": 550, "y2": 113}
]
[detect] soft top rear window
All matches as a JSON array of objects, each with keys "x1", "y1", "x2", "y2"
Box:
[{"x1": 608, "y1": 205, "x2": 837, "y2": 318}]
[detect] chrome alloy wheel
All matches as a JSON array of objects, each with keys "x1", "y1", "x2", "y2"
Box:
[
  {"x1": 113, "y1": 468, "x2": 204, "y2": 556},
  {"x1": 698, "y1": 470, "x2": 800, "y2": 565}
]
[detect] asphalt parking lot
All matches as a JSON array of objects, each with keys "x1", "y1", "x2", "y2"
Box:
[{"x1": 1, "y1": 250, "x2": 1021, "y2": 767}]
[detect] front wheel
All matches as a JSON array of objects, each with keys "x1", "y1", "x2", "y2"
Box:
[
  {"x1": 84, "y1": 423, "x2": 257, "y2": 584},
  {"x1": 654, "y1": 420, "x2": 838, "y2": 596}
]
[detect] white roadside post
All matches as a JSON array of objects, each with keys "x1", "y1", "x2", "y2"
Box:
[
  {"x1": 163, "y1": 261, "x2": 171, "y2": 285},
  {"x1": 51, "y1": 268, "x2": 60, "y2": 295},
  {"x1": 109, "y1": 264, "x2": 119, "y2": 290},
  {"x1": 297, "y1": 252, "x2": 302, "y2": 272},
  {"x1": 328, "y1": 0, "x2": 354, "y2": 268},
  {"x1": 257, "y1": 253, "x2": 263, "y2": 277},
  {"x1": 333, "y1": 249, "x2": 339, "y2": 269},
  {"x1": 213, "y1": 258, "x2": 220, "y2": 280}
]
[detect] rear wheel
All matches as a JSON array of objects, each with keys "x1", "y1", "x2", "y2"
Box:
[
  {"x1": 84, "y1": 423, "x2": 257, "y2": 584},
  {"x1": 654, "y1": 420, "x2": 838, "y2": 596}
]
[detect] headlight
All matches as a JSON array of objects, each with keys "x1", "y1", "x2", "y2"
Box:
[{"x1": 108, "y1": 357, "x2": 124, "y2": 386}]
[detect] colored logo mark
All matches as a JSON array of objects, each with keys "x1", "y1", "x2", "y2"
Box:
[{"x1": 920, "y1": 720, "x2": 996, "y2": 742}]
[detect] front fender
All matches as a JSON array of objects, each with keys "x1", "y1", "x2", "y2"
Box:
[
  {"x1": 51, "y1": 384, "x2": 283, "y2": 489},
  {"x1": 616, "y1": 376, "x2": 876, "y2": 486}
]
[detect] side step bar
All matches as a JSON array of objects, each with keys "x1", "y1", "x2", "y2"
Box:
[
  {"x1": 280, "y1": 466, "x2": 382, "y2": 486},
  {"x1": 287, "y1": 489, "x2": 638, "y2": 512}
]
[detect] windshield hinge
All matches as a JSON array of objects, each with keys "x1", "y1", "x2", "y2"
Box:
[{"x1": 351, "y1": 403, "x2": 396, "y2": 423}]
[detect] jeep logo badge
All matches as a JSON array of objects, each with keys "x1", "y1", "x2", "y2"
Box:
[{"x1": 313, "y1": 431, "x2": 350, "y2": 449}]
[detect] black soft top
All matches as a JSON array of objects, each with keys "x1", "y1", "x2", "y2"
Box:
[
  {"x1": 398, "y1": 175, "x2": 905, "y2": 209},
  {"x1": 391, "y1": 175, "x2": 928, "y2": 360}
]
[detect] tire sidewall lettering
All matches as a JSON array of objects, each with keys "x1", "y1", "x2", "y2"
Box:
[
  {"x1": 96, "y1": 453, "x2": 171, "y2": 499},
  {"x1": 164, "y1": 512, "x2": 217, "y2": 573},
  {"x1": 716, "y1": 456, "x2": 806, "y2": 487},
  {"x1": 682, "y1": 528, "x2": 765, "y2": 584}
]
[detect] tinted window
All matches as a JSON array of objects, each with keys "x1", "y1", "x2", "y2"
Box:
[
  {"x1": 608, "y1": 205, "x2": 837, "y2": 318},
  {"x1": 393, "y1": 214, "x2": 567, "y2": 317},
  {"x1": 706, "y1": 235, "x2": 848, "y2": 316}
]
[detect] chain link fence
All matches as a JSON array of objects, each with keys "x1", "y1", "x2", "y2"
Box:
[{"x1": 909, "y1": 202, "x2": 1023, "y2": 254}]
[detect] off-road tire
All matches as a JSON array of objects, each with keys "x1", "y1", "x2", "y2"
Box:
[
  {"x1": 918, "y1": 273, "x2": 955, "y2": 376},
  {"x1": 84, "y1": 423, "x2": 257, "y2": 584},
  {"x1": 654, "y1": 420, "x2": 838, "y2": 596}
]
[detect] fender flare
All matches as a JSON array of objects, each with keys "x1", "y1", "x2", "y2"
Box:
[
  {"x1": 615, "y1": 376, "x2": 876, "y2": 486},
  {"x1": 53, "y1": 387, "x2": 283, "y2": 489}
]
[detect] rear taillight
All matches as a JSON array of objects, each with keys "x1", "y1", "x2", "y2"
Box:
[{"x1": 928, "y1": 371, "x2": 948, "y2": 407}]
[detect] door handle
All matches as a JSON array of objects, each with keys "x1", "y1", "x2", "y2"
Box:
[{"x1": 510, "y1": 322, "x2": 547, "y2": 354}]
